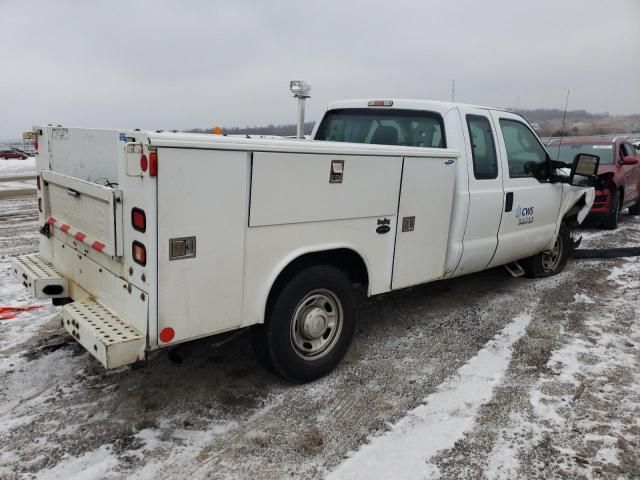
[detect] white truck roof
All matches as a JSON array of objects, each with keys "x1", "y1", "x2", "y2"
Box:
[{"x1": 324, "y1": 98, "x2": 510, "y2": 115}]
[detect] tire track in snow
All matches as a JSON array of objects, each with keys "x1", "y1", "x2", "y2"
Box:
[{"x1": 328, "y1": 312, "x2": 532, "y2": 480}]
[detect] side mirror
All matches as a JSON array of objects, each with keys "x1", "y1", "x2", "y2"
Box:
[
  {"x1": 570, "y1": 153, "x2": 599, "y2": 187},
  {"x1": 622, "y1": 156, "x2": 639, "y2": 165}
]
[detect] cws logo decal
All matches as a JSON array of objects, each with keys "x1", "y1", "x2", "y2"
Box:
[{"x1": 515, "y1": 205, "x2": 535, "y2": 225}]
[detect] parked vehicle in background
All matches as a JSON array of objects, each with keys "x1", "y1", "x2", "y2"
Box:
[
  {"x1": 546, "y1": 137, "x2": 640, "y2": 229},
  {"x1": 0, "y1": 147, "x2": 30, "y2": 159}
]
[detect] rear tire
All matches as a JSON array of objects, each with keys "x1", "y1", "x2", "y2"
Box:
[
  {"x1": 603, "y1": 190, "x2": 620, "y2": 229},
  {"x1": 250, "y1": 323, "x2": 274, "y2": 372},
  {"x1": 252, "y1": 265, "x2": 357, "y2": 382},
  {"x1": 521, "y1": 223, "x2": 570, "y2": 278}
]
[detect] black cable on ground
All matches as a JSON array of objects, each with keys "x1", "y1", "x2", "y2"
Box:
[{"x1": 571, "y1": 247, "x2": 640, "y2": 258}]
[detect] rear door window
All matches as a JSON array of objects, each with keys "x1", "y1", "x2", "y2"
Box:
[{"x1": 466, "y1": 115, "x2": 498, "y2": 179}]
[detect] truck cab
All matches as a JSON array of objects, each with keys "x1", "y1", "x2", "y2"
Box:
[{"x1": 313, "y1": 99, "x2": 595, "y2": 278}]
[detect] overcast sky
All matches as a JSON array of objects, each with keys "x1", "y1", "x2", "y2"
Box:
[{"x1": 1, "y1": 0, "x2": 639, "y2": 139}]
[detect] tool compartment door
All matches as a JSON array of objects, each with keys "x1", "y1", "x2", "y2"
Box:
[
  {"x1": 42, "y1": 170, "x2": 123, "y2": 257},
  {"x1": 157, "y1": 148, "x2": 250, "y2": 343},
  {"x1": 392, "y1": 156, "x2": 457, "y2": 289}
]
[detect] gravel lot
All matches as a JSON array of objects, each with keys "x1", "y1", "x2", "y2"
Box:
[{"x1": 0, "y1": 194, "x2": 638, "y2": 480}]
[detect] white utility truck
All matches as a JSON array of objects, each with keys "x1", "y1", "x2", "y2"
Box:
[{"x1": 14, "y1": 99, "x2": 598, "y2": 382}]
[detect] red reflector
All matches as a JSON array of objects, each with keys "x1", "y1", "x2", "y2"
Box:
[
  {"x1": 149, "y1": 152, "x2": 158, "y2": 177},
  {"x1": 34, "y1": 135, "x2": 39, "y2": 152},
  {"x1": 132, "y1": 241, "x2": 147, "y2": 266},
  {"x1": 159, "y1": 327, "x2": 175, "y2": 343},
  {"x1": 131, "y1": 208, "x2": 146, "y2": 233},
  {"x1": 140, "y1": 154, "x2": 148, "y2": 172},
  {"x1": 37, "y1": 176, "x2": 41, "y2": 190},
  {"x1": 38, "y1": 198, "x2": 42, "y2": 213},
  {"x1": 91, "y1": 240, "x2": 106, "y2": 252}
]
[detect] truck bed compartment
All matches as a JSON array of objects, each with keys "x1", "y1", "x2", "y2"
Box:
[{"x1": 249, "y1": 152, "x2": 402, "y2": 226}]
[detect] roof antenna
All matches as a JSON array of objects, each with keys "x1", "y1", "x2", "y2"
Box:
[{"x1": 556, "y1": 89, "x2": 570, "y2": 161}]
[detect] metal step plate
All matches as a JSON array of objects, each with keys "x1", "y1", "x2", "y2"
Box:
[
  {"x1": 12, "y1": 254, "x2": 69, "y2": 299},
  {"x1": 62, "y1": 300, "x2": 145, "y2": 369}
]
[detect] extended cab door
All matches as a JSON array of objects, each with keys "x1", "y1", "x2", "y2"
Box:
[
  {"x1": 488, "y1": 111, "x2": 562, "y2": 267},
  {"x1": 453, "y1": 107, "x2": 504, "y2": 275}
]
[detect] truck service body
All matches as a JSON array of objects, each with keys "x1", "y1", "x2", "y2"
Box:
[{"x1": 14, "y1": 99, "x2": 595, "y2": 380}]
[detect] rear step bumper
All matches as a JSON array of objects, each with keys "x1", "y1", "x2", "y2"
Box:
[
  {"x1": 12, "y1": 254, "x2": 69, "y2": 299},
  {"x1": 13, "y1": 254, "x2": 146, "y2": 369},
  {"x1": 63, "y1": 300, "x2": 145, "y2": 369}
]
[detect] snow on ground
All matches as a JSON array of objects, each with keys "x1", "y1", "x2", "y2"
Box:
[
  {"x1": 579, "y1": 213, "x2": 640, "y2": 249},
  {"x1": 328, "y1": 313, "x2": 533, "y2": 480},
  {"x1": 483, "y1": 257, "x2": 640, "y2": 478},
  {"x1": 0, "y1": 194, "x2": 638, "y2": 479},
  {"x1": 328, "y1": 219, "x2": 640, "y2": 479},
  {"x1": 0, "y1": 157, "x2": 35, "y2": 176}
]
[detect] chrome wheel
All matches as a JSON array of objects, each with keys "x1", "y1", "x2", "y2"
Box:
[
  {"x1": 541, "y1": 235, "x2": 564, "y2": 272},
  {"x1": 290, "y1": 289, "x2": 343, "y2": 360}
]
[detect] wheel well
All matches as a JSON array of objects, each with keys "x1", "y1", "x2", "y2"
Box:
[{"x1": 265, "y1": 248, "x2": 369, "y2": 319}]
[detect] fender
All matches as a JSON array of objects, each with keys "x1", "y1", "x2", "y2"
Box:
[
  {"x1": 243, "y1": 242, "x2": 372, "y2": 327},
  {"x1": 544, "y1": 185, "x2": 594, "y2": 250}
]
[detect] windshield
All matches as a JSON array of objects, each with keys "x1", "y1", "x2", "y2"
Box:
[
  {"x1": 546, "y1": 143, "x2": 614, "y2": 165},
  {"x1": 315, "y1": 108, "x2": 446, "y2": 148}
]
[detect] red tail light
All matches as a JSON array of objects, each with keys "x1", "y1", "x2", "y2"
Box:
[
  {"x1": 36, "y1": 176, "x2": 41, "y2": 190},
  {"x1": 131, "y1": 208, "x2": 146, "y2": 232},
  {"x1": 34, "y1": 135, "x2": 39, "y2": 152},
  {"x1": 132, "y1": 241, "x2": 146, "y2": 266},
  {"x1": 140, "y1": 154, "x2": 148, "y2": 172},
  {"x1": 149, "y1": 152, "x2": 158, "y2": 177}
]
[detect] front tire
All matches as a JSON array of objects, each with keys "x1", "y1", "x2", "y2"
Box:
[
  {"x1": 252, "y1": 265, "x2": 357, "y2": 382},
  {"x1": 521, "y1": 223, "x2": 570, "y2": 278},
  {"x1": 603, "y1": 189, "x2": 620, "y2": 229}
]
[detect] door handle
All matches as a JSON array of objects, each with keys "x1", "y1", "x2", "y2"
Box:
[{"x1": 505, "y1": 192, "x2": 514, "y2": 212}]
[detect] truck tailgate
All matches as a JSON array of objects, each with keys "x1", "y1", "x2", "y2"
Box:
[{"x1": 42, "y1": 170, "x2": 123, "y2": 257}]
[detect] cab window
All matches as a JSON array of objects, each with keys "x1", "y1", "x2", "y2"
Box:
[
  {"x1": 621, "y1": 143, "x2": 635, "y2": 160},
  {"x1": 466, "y1": 115, "x2": 498, "y2": 179},
  {"x1": 315, "y1": 109, "x2": 446, "y2": 148},
  {"x1": 499, "y1": 119, "x2": 548, "y2": 178}
]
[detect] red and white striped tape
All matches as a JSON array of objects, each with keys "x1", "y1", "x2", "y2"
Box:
[{"x1": 47, "y1": 217, "x2": 107, "y2": 253}]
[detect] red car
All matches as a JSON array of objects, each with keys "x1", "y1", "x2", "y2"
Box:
[
  {"x1": 0, "y1": 148, "x2": 30, "y2": 160},
  {"x1": 547, "y1": 137, "x2": 640, "y2": 229}
]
